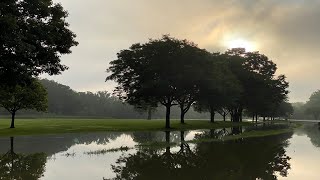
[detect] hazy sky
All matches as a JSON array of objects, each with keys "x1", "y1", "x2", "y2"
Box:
[{"x1": 45, "y1": 0, "x2": 320, "y2": 102}]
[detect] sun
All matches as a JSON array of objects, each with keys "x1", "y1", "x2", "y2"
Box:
[{"x1": 226, "y1": 38, "x2": 255, "y2": 52}]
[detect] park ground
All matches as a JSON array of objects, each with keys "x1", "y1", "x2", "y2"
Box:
[{"x1": 0, "y1": 118, "x2": 294, "y2": 137}]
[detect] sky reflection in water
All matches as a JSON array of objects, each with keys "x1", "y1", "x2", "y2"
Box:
[{"x1": 0, "y1": 123, "x2": 319, "y2": 180}]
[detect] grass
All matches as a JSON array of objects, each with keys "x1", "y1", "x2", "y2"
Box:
[
  {"x1": 85, "y1": 146, "x2": 133, "y2": 155},
  {"x1": 0, "y1": 118, "x2": 254, "y2": 137},
  {"x1": 189, "y1": 128, "x2": 293, "y2": 143}
]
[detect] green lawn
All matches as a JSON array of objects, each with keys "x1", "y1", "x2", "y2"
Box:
[{"x1": 0, "y1": 118, "x2": 253, "y2": 137}]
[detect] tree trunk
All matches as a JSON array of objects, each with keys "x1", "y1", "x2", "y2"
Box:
[
  {"x1": 210, "y1": 129, "x2": 215, "y2": 138},
  {"x1": 263, "y1": 116, "x2": 266, "y2": 121},
  {"x1": 210, "y1": 108, "x2": 215, "y2": 123},
  {"x1": 10, "y1": 111, "x2": 16, "y2": 129},
  {"x1": 255, "y1": 114, "x2": 258, "y2": 123},
  {"x1": 180, "y1": 131, "x2": 185, "y2": 152},
  {"x1": 165, "y1": 105, "x2": 171, "y2": 129},
  {"x1": 252, "y1": 114, "x2": 255, "y2": 121},
  {"x1": 223, "y1": 113, "x2": 226, "y2": 121},
  {"x1": 147, "y1": 107, "x2": 152, "y2": 120},
  {"x1": 10, "y1": 137, "x2": 14, "y2": 153},
  {"x1": 165, "y1": 131, "x2": 170, "y2": 153},
  {"x1": 233, "y1": 113, "x2": 240, "y2": 122},
  {"x1": 180, "y1": 131, "x2": 185, "y2": 142},
  {"x1": 180, "y1": 107, "x2": 185, "y2": 124}
]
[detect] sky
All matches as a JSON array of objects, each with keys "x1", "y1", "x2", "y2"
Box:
[{"x1": 44, "y1": 0, "x2": 320, "y2": 103}]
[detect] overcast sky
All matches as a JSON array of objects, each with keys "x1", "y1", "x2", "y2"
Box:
[{"x1": 45, "y1": 0, "x2": 320, "y2": 102}]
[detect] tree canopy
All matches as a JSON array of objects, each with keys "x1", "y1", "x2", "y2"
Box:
[
  {"x1": 0, "y1": 0, "x2": 78, "y2": 85},
  {"x1": 107, "y1": 35, "x2": 212, "y2": 128},
  {"x1": 0, "y1": 79, "x2": 48, "y2": 128},
  {"x1": 107, "y1": 35, "x2": 290, "y2": 128}
]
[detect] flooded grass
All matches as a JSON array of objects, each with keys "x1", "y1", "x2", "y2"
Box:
[
  {"x1": 0, "y1": 118, "x2": 255, "y2": 137},
  {"x1": 1, "y1": 122, "x2": 318, "y2": 180},
  {"x1": 85, "y1": 146, "x2": 132, "y2": 155}
]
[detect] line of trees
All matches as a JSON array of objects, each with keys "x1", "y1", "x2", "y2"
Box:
[
  {"x1": 0, "y1": 79, "x2": 211, "y2": 119},
  {"x1": 107, "y1": 35, "x2": 290, "y2": 128}
]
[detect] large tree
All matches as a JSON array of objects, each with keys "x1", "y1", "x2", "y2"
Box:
[
  {"x1": 107, "y1": 35, "x2": 207, "y2": 128},
  {"x1": 225, "y1": 49, "x2": 289, "y2": 122},
  {"x1": 0, "y1": 79, "x2": 48, "y2": 128},
  {"x1": 0, "y1": 0, "x2": 78, "y2": 85}
]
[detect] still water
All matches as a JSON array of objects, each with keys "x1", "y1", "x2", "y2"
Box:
[{"x1": 0, "y1": 123, "x2": 319, "y2": 180}]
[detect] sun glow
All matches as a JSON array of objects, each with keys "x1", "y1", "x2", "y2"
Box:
[{"x1": 226, "y1": 38, "x2": 255, "y2": 51}]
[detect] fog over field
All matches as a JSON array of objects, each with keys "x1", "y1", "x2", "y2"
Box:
[{"x1": 45, "y1": 0, "x2": 320, "y2": 102}]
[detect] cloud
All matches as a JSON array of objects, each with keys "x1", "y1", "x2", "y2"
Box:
[{"x1": 45, "y1": 0, "x2": 320, "y2": 102}]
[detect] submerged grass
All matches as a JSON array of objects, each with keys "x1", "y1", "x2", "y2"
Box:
[
  {"x1": 85, "y1": 146, "x2": 132, "y2": 155},
  {"x1": 189, "y1": 128, "x2": 293, "y2": 143},
  {"x1": 0, "y1": 118, "x2": 254, "y2": 137}
]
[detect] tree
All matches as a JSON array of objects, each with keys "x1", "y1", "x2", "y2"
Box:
[
  {"x1": 0, "y1": 0, "x2": 78, "y2": 85},
  {"x1": 275, "y1": 101, "x2": 294, "y2": 120},
  {"x1": 174, "y1": 46, "x2": 210, "y2": 123},
  {"x1": 133, "y1": 99, "x2": 158, "y2": 120},
  {"x1": 194, "y1": 53, "x2": 241, "y2": 123},
  {"x1": 224, "y1": 49, "x2": 289, "y2": 122},
  {"x1": 106, "y1": 35, "x2": 207, "y2": 128},
  {"x1": 305, "y1": 90, "x2": 320, "y2": 120},
  {"x1": 0, "y1": 79, "x2": 48, "y2": 128}
]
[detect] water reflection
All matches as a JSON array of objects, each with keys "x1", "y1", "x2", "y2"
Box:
[
  {"x1": 0, "y1": 137, "x2": 47, "y2": 180},
  {"x1": 109, "y1": 131, "x2": 292, "y2": 180},
  {"x1": 1, "y1": 123, "x2": 319, "y2": 180},
  {"x1": 301, "y1": 123, "x2": 320, "y2": 147}
]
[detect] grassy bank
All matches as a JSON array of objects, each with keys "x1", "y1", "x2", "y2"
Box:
[{"x1": 0, "y1": 118, "x2": 254, "y2": 137}]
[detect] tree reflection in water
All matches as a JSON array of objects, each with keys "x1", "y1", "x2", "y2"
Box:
[
  {"x1": 109, "y1": 130, "x2": 292, "y2": 180},
  {"x1": 302, "y1": 123, "x2": 320, "y2": 147},
  {"x1": 0, "y1": 137, "x2": 47, "y2": 180}
]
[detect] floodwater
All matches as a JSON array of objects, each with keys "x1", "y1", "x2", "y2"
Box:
[{"x1": 0, "y1": 123, "x2": 319, "y2": 180}]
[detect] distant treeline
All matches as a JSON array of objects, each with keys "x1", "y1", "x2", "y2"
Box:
[
  {"x1": 0, "y1": 79, "x2": 210, "y2": 119},
  {"x1": 291, "y1": 90, "x2": 320, "y2": 120}
]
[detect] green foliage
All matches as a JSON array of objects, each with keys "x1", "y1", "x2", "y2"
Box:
[
  {"x1": 0, "y1": 79, "x2": 48, "y2": 114},
  {"x1": 0, "y1": 0, "x2": 78, "y2": 85},
  {"x1": 0, "y1": 78, "x2": 48, "y2": 128}
]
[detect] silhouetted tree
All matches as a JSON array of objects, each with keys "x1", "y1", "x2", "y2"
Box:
[
  {"x1": 0, "y1": 79, "x2": 47, "y2": 128},
  {"x1": 194, "y1": 53, "x2": 241, "y2": 123},
  {"x1": 107, "y1": 35, "x2": 208, "y2": 128},
  {"x1": 0, "y1": 0, "x2": 78, "y2": 86}
]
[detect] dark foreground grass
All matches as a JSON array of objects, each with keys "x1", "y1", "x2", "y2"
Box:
[{"x1": 0, "y1": 118, "x2": 254, "y2": 137}]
